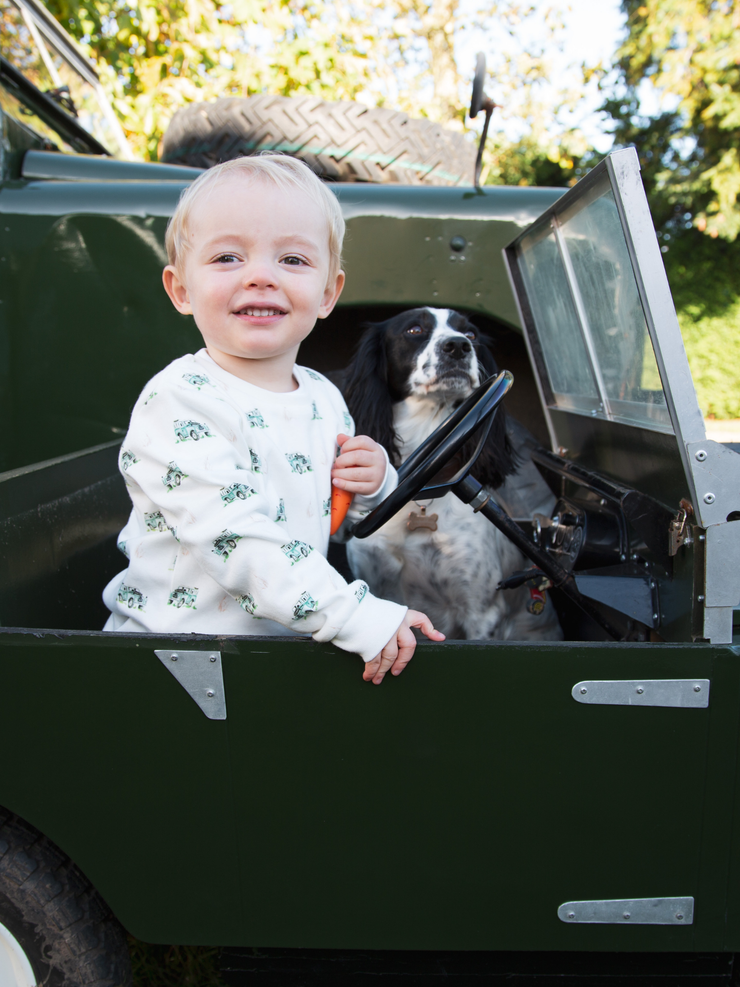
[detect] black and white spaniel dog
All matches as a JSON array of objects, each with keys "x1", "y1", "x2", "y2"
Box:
[{"x1": 341, "y1": 307, "x2": 562, "y2": 641}]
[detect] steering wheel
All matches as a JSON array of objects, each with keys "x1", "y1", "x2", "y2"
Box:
[{"x1": 352, "y1": 371, "x2": 513, "y2": 539}]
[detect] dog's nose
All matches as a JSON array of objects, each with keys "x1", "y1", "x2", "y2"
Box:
[{"x1": 441, "y1": 337, "x2": 472, "y2": 359}]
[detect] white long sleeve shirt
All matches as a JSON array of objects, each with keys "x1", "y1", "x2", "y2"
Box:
[{"x1": 103, "y1": 350, "x2": 407, "y2": 661}]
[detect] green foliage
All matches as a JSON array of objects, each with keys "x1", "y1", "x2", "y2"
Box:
[
  {"x1": 611, "y1": 0, "x2": 740, "y2": 241},
  {"x1": 44, "y1": 0, "x2": 382, "y2": 159},
  {"x1": 602, "y1": 0, "x2": 740, "y2": 417}
]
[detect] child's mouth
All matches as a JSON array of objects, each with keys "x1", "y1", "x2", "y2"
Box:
[{"x1": 235, "y1": 306, "x2": 287, "y2": 319}]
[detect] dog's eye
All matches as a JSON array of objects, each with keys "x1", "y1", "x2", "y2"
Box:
[
  {"x1": 464, "y1": 331, "x2": 476, "y2": 340},
  {"x1": 405, "y1": 325, "x2": 423, "y2": 335}
]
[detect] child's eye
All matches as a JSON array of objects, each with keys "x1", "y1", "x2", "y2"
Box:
[
  {"x1": 214, "y1": 253, "x2": 239, "y2": 264},
  {"x1": 281, "y1": 255, "x2": 308, "y2": 266}
]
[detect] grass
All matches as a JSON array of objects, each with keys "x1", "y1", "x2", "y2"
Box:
[
  {"x1": 664, "y1": 231, "x2": 740, "y2": 419},
  {"x1": 129, "y1": 938, "x2": 226, "y2": 987},
  {"x1": 679, "y1": 297, "x2": 740, "y2": 419}
]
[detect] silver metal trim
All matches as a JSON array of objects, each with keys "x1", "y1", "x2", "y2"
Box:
[
  {"x1": 572, "y1": 679, "x2": 709, "y2": 708},
  {"x1": 605, "y1": 149, "x2": 705, "y2": 505},
  {"x1": 155, "y1": 650, "x2": 226, "y2": 720},
  {"x1": 558, "y1": 897, "x2": 694, "y2": 925}
]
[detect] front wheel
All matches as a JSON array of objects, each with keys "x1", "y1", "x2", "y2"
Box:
[{"x1": 0, "y1": 809, "x2": 131, "y2": 986}]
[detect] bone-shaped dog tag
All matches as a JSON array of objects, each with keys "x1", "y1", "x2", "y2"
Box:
[{"x1": 407, "y1": 505, "x2": 438, "y2": 532}]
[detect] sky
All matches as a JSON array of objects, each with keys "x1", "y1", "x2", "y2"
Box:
[{"x1": 459, "y1": 0, "x2": 628, "y2": 152}]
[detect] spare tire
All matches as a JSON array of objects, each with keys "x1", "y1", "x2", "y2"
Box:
[{"x1": 160, "y1": 94, "x2": 475, "y2": 186}]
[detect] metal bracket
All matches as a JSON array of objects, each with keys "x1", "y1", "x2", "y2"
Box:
[
  {"x1": 572, "y1": 679, "x2": 709, "y2": 708},
  {"x1": 154, "y1": 650, "x2": 226, "y2": 720},
  {"x1": 687, "y1": 440, "x2": 740, "y2": 528},
  {"x1": 558, "y1": 897, "x2": 693, "y2": 925}
]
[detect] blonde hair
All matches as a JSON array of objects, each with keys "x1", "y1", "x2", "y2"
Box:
[{"x1": 165, "y1": 154, "x2": 345, "y2": 284}]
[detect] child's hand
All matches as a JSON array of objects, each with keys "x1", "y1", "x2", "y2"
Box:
[
  {"x1": 332, "y1": 433, "x2": 387, "y2": 496},
  {"x1": 363, "y1": 611, "x2": 445, "y2": 685}
]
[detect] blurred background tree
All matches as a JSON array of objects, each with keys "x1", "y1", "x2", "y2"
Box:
[
  {"x1": 43, "y1": 0, "x2": 740, "y2": 418},
  {"x1": 602, "y1": 0, "x2": 740, "y2": 417}
]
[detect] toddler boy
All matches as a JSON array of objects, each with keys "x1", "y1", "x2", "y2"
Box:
[{"x1": 103, "y1": 154, "x2": 444, "y2": 683}]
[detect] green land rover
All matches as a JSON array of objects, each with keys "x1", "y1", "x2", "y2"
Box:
[{"x1": 1, "y1": 0, "x2": 740, "y2": 985}]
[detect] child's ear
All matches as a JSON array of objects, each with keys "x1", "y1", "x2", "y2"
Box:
[
  {"x1": 162, "y1": 265, "x2": 193, "y2": 315},
  {"x1": 318, "y1": 270, "x2": 345, "y2": 320}
]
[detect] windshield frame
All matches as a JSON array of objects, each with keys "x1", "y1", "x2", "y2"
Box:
[{"x1": 503, "y1": 147, "x2": 706, "y2": 512}]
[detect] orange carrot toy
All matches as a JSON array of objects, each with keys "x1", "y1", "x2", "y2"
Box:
[{"x1": 330, "y1": 486, "x2": 353, "y2": 535}]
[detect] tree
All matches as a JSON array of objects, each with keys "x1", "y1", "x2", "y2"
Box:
[
  {"x1": 44, "y1": 0, "x2": 385, "y2": 159},
  {"x1": 608, "y1": 0, "x2": 740, "y2": 241}
]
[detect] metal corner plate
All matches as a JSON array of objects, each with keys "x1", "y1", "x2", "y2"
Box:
[
  {"x1": 572, "y1": 679, "x2": 709, "y2": 708},
  {"x1": 558, "y1": 897, "x2": 694, "y2": 925},
  {"x1": 154, "y1": 650, "x2": 226, "y2": 720}
]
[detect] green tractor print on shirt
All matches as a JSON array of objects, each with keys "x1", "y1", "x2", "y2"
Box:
[
  {"x1": 162, "y1": 462, "x2": 188, "y2": 492},
  {"x1": 281, "y1": 540, "x2": 313, "y2": 565},
  {"x1": 247, "y1": 408, "x2": 267, "y2": 429},
  {"x1": 174, "y1": 419, "x2": 213, "y2": 442},
  {"x1": 305, "y1": 369, "x2": 322, "y2": 382},
  {"x1": 120, "y1": 450, "x2": 139, "y2": 472},
  {"x1": 117, "y1": 584, "x2": 146, "y2": 611},
  {"x1": 236, "y1": 592, "x2": 258, "y2": 616},
  {"x1": 220, "y1": 482, "x2": 254, "y2": 505},
  {"x1": 285, "y1": 452, "x2": 312, "y2": 474},
  {"x1": 276, "y1": 499, "x2": 287, "y2": 522},
  {"x1": 144, "y1": 510, "x2": 169, "y2": 533},
  {"x1": 311, "y1": 402, "x2": 322, "y2": 421},
  {"x1": 249, "y1": 448, "x2": 264, "y2": 474},
  {"x1": 212, "y1": 530, "x2": 242, "y2": 561},
  {"x1": 168, "y1": 586, "x2": 198, "y2": 609},
  {"x1": 182, "y1": 373, "x2": 212, "y2": 390},
  {"x1": 321, "y1": 497, "x2": 330, "y2": 518},
  {"x1": 355, "y1": 582, "x2": 368, "y2": 604},
  {"x1": 293, "y1": 590, "x2": 319, "y2": 621}
]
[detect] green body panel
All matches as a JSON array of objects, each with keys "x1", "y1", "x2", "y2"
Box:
[
  {"x1": 0, "y1": 175, "x2": 559, "y2": 470},
  {"x1": 1, "y1": 85, "x2": 735, "y2": 959},
  {"x1": 0, "y1": 629, "x2": 736, "y2": 951}
]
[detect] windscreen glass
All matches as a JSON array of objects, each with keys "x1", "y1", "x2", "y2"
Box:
[
  {"x1": 0, "y1": 0, "x2": 117, "y2": 154},
  {"x1": 517, "y1": 171, "x2": 672, "y2": 432}
]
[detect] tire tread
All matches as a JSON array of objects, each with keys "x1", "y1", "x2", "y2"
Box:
[
  {"x1": 0, "y1": 808, "x2": 131, "y2": 987},
  {"x1": 161, "y1": 94, "x2": 475, "y2": 185}
]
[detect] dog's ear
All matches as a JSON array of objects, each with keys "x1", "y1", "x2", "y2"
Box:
[
  {"x1": 467, "y1": 336, "x2": 520, "y2": 489},
  {"x1": 341, "y1": 323, "x2": 402, "y2": 466}
]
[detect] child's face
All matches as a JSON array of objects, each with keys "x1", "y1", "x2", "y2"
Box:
[{"x1": 163, "y1": 176, "x2": 344, "y2": 380}]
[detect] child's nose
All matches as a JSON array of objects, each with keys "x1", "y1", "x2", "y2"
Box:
[{"x1": 243, "y1": 259, "x2": 278, "y2": 289}]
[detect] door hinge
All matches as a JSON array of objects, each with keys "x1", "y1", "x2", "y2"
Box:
[{"x1": 558, "y1": 897, "x2": 693, "y2": 925}]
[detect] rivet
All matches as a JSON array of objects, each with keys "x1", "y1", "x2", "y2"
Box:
[
  {"x1": 699, "y1": 535, "x2": 705, "y2": 542},
  {"x1": 704, "y1": 492, "x2": 715, "y2": 505},
  {"x1": 206, "y1": 690, "x2": 215, "y2": 698},
  {"x1": 652, "y1": 613, "x2": 658, "y2": 620},
  {"x1": 698, "y1": 594, "x2": 705, "y2": 601},
  {"x1": 171, "y1": 653, "x2": 178, "y2": 661},
  {"x1": 620, "y1": 554, "x2": 627, "y2": 561},
  {"x1": 676, "y1": 913, "x2": 684, "y2": 921},
  {"x1": 623, "y1": 912, "x2": 631, "y2": 920},
  {"x1": 449, "y1": 235, "x2": 466, "y2": 252},
  {"x1": 567, "y1": 911, "x2": 575, "y2": 919},
  {"x1": 475, "y1": 291, "x2": 481, "y2": 297},
  {"x1": 694, "y1": 685, "x2": 701, "y2": 692},
  {"x1": 210, "y1": 655, "x2": 217, "y2": 662},
  {"x1": 580, "y1": 687, "x2": 588, "y2": 694},
  {"x1": 636, "y1": 686, "x2": 644, "y2": 694},
  {"x1": 695, "y1": 450, "x2": 707, "y2": 462}
]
